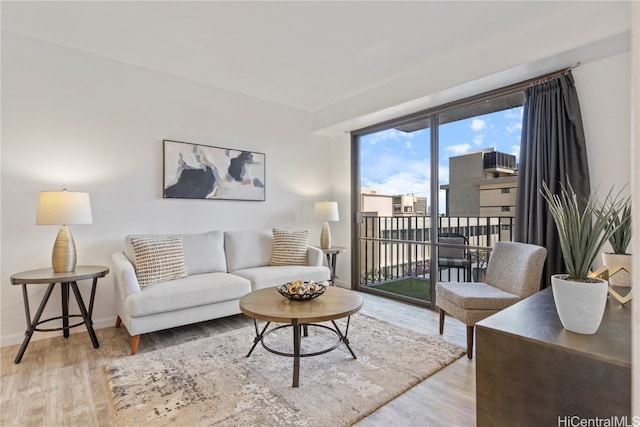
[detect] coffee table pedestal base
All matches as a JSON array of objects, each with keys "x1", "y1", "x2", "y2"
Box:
[{"x1": 246, "y1": 317, "x2": 356, "y2": 387}]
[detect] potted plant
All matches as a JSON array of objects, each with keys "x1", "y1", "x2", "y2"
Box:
[
  {"x1": 600, "y1": 193, "x2": 632, "y2": 287},
  {"x1": 540, "y1": 181, "x2": 623, "y2": 334}
]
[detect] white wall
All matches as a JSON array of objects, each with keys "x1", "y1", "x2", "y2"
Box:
[
  {"x1": 575, "y1": 52, "x2": 633, "y2": 262},
  {"x1": 0, "y1": 32, "x2": 333, "y2": 346}
]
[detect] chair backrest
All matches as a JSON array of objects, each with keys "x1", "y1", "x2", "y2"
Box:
[
  {"x1": 438, "y1": 233, "x2": 468, "y2": 260},
  {"x1": 485, "y1": 241, "x2": 547, "y2": 298}
]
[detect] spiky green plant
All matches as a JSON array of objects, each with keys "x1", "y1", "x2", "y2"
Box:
[
  {"x1": 541, "y1": 181, "x2": 622, "y2": 281},
  {"x1": 605, "y1": 195, "x2": 632, "y2": 254}
]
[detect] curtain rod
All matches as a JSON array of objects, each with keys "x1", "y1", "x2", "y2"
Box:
[
  {"x1": 526, "y1": 62, "x2": 580, "y2": 87},
  {"x1": 351, "y1": 63, "x2": 582, "y2": 136}
]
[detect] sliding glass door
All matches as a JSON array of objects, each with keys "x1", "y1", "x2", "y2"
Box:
[
  {"x1": 357, "y1": 126, "x2": 432, "y2": 304},
  {"x1": 352, "y1": 92, "x2": 524, "y2": 307}
]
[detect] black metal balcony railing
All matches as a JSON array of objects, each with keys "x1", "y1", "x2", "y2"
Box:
[{"x1": 358, "y1": 215, "x2": 515, "y2": 302}]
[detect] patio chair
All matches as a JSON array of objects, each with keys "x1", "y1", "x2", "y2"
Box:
[
  {"x1": 435, "y1": 241, "x2": 547, "y2": 359},
  {"x1": 438, "y1": 233, "x2": 471, "y2": 281}
]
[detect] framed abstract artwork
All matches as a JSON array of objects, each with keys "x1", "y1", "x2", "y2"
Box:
[{"x1": 163, "y1": 140, "x2": 265, "y2": 201}]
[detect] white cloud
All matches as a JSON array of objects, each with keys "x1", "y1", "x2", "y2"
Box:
[
  {"x1": 504, "y1": 108, "x2": 523, "y2": 120},
  {"x1": 361, "y1": 128, "x2": 415, "y2": 145},
  {"x1": 438, "y1": 165, "x2": 449, "y2": 183},
  {"x1": 365, "y1": 171, "x2": 430, "y2": 198},
  {"x1": 445, "y1": 143, "x2": 471, "y2": 156},
  {"x1": 367, "y1": 176, "x2": 455, "y2": 213},
  {"x1": 406, "y1": 141, "x2": 413, "y2": 149},
  {"x1": 506, "y1": 122, "x2": 522, "y2": 133},
  {"x1": 505, "y1": 106, "x2": 523, "y2": 134},
  {"x1": 470, "y1": 119, "x2": 486, "y2": 132},
  {"x1": 510, "y1": 145, "x2": 520, "y2": 160},
  {"x1": 473, "y1": 135, "x2": 484, "y2": 146},
  {"x1": 361, "y1": 129, "x2": 399, "y2": 145},
  {"x1": 363, "y1": 167, "x2": 452, "y2": 213}
]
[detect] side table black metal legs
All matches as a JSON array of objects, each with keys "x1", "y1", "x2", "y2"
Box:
[
  {"x1": 325, "y1": 253, "x2": 338, "y2": 285},
  {"x1": 16, "y1": 282, "x2": 56, "y2": 363},
  {"x1": 318, "y1": 246, "x2": 346, "y2": 286},
  {"x1": 14, "y1": 277, "x2": 101, "y2": 364}
]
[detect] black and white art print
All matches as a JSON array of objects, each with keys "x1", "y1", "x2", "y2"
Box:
[{"x1": 163, "y1": 140, "x2": 265, "y2": 201}]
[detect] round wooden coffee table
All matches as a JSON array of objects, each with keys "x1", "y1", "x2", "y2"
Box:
[{"x1": 239, "y1": 286, "x2": 363, "y2": 387}]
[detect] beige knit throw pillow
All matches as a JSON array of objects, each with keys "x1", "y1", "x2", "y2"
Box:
[
  {"x1": 130, "y1": 236, "x2": 188, "y2": 286},
  {"x1": 269, "y1": 229, "x2": 309, "y2": 266}
]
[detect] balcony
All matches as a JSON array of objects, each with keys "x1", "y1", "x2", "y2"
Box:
[{"x1": 358, "y1": 215, "x2": 515, "y2": 304}]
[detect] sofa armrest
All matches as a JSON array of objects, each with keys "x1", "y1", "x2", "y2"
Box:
[
  {"x1": 112, "y1": 251, "x2": 142, "y2": 299},
  {"x1": 307, "y1": 246, "x2": 323, "y2": 267}
]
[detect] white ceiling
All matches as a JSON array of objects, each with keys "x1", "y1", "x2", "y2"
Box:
[{"x1": 1, "y1": 1, "x2": 590, "y2": 113}]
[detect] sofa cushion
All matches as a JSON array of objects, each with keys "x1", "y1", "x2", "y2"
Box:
[
  {"x1": 125, "y1": 272, "x2": 252, "y2": 317},
  {"x1": 182, "y1": 231, "x2": 227, "y2": 274},
  {"x1": 232, "y1": 265, "x2": 330, "y2": 291},
  {"x1": 269, "y1": 228, "x2": 309, "y2": 266},
  {"x1": 129, "y1": 236, "x2": 187, "y2": 286},
  {"x1": 225, "y1": 229, "x2": 273, "y2": 271}
]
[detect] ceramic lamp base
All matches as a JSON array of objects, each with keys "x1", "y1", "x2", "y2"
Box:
[
  {"x1": 320, "y1": 222, "x2": 332, "y2": 249},
  {"x1": 52, "y1": 225, "x2": 77, "y2": 273}
]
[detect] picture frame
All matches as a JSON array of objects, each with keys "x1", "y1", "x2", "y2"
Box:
[{"x1": 163, "y1": 139, "x2": 266, "y2": 201}]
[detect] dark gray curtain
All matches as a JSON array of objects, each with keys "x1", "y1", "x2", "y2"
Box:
[{"x1": 514, "y1": 71, "x2": 590, "y2": 289}]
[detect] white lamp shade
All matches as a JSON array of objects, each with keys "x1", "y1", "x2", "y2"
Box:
[
  {"x1": 314, "y1": 201, "x2": 339, "y2": 222},
  {"x1": 36, "y1": 191, "x2": 93, "y2": 225}
]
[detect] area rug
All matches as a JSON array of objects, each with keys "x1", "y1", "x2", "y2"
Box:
[{"x1": 105, "y1": 314, "x2": 465, "y2": 426}]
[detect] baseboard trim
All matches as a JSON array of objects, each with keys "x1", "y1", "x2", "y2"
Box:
[{"x1": 0, "y1": 316, "x2": 118, "y2": 348}]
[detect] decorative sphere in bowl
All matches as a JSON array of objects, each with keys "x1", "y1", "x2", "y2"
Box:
[{"x1": 277, "y1": 280, "x2": 326, "y2": 301}]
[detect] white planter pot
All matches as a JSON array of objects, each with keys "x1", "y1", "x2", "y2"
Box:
[
  {"x1": 551, "y1": 275, "x2": 608, "y2": 334},
  {"x1": 601, "y1": 253, "x2": 632, "y2": 288}
]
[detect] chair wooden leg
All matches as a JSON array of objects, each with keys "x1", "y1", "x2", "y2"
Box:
[
  {"x1": 466, "y1": 325, "x2": 474, "y2": 359},
  {"x1": 115, "y1": 315, "x2": 122, "y2": 328},
  {"x1": 439, "y1": 309, "x2": 445, "y2": 335},
  {"x1": 130, "y1": 335, "x2": 140, "y2": 355}
]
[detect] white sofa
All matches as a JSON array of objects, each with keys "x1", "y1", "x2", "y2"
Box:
[{"x1": 112, "y1": 229, "x2": 330, "y2": 354}]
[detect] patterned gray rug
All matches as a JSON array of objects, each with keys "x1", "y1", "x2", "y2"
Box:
[{"x1": 106, "y1": 314, "x2": 465, "y2": 426}]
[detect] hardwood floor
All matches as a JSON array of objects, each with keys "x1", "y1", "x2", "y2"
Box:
[{"x1": 0, "y1": 291, "x2": 475, "y2": 427}]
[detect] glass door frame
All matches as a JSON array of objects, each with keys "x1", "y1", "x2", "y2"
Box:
[{"x1": 350, "y1": 82, "x2": 529, "y2": 308}]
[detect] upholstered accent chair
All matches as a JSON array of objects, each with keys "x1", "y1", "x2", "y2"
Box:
[{"x1": 436, "y1": 241, "x2": 547, "y2": 359}]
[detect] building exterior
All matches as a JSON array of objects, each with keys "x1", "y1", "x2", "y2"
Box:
[
  {"x1": 441, "y1": 148, "x2": 518, "y2": 217},
  {"x1": 361, "y1": 188, "x2": 427, "y2": 217},
  {"x1": 360, "y1": 188, "x2": 394, "y2": 217}
]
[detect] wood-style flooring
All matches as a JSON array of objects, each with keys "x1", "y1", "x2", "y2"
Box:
[{"x1": 0, "y1": 291, "x2": 475, "y2": 427}]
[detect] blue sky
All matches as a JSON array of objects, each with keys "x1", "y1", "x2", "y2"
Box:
[{"x1": 360, "y1": 106, "x2": 523, "y2": 211}]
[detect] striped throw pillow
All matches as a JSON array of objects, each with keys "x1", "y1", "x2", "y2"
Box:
[
  {"x1": 130, "y1": 236, "x2": 188, "y2": 286},
  {"x1": 269, "y1": 229, "x2": 309, "y2": 266}
]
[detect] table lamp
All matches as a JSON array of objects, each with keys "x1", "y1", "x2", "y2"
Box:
[
  {"x1": 314, "y1": 201, "x2": 339, "y2": 249},
  {"x1": 36, "y1": 190, "x2": 93, "y2": 273}
]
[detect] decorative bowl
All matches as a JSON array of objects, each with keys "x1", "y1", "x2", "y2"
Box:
[{"x1": 277, "y1": 281, "x2": 326, "y2": 301}]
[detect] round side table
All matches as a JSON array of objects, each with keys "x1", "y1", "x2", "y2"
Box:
[
  {"x1": 11, "y1": 265, "x2": 109, "y2": 364},
  {"x1": 317, "y1": 246, "x2": 347, "y2": 286}
]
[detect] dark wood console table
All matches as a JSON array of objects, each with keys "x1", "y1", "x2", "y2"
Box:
[{"x1": 476, "y1": 288, "x2": 631, "y2": 427}]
